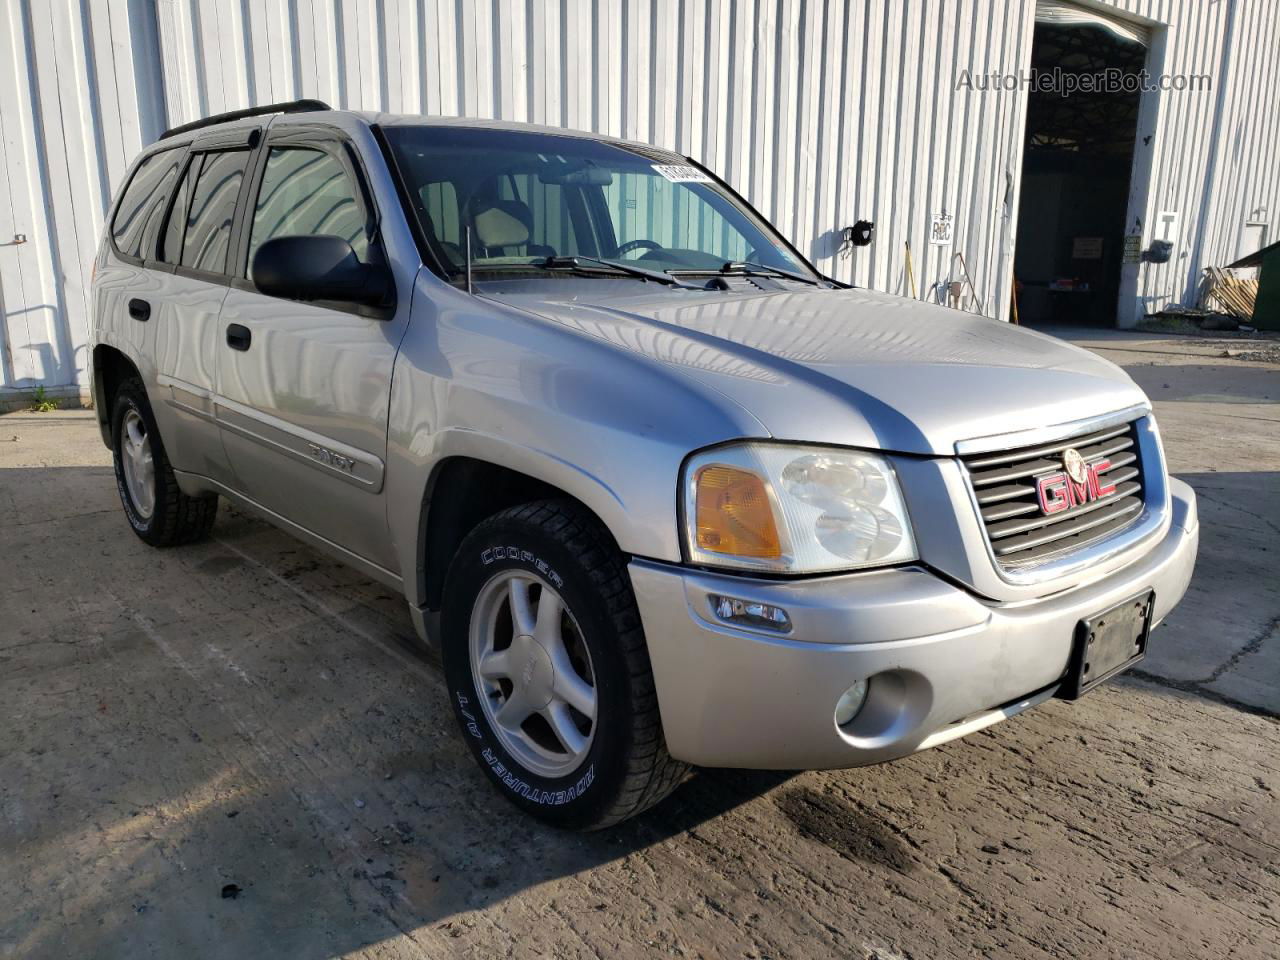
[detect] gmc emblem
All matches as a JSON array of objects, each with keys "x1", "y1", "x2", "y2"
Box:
[{"x1": 1036, "y1": 454, "x2": 1118, "y2": 515}]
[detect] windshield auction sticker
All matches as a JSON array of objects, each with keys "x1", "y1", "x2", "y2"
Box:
[{"x1": 652, "y1": 164, "x2": 713, "y2": 183}]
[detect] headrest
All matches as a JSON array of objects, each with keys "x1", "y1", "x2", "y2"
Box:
[{"x1": 471, "y1": 199, "x2": 532, "y2": 248}]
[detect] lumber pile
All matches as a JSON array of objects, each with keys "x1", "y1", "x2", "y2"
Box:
[{"x1": 1202, "y1": 267, "x2": 1258, "y2": 319}]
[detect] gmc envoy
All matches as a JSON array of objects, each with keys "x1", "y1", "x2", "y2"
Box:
[{"x1": 92, "y1": 101, "x2": 1199, "y2": 828}]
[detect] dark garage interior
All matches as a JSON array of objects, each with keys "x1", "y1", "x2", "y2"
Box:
[{"x1": 1014, "y1": 21, "x2": 1147, "y2": 325}]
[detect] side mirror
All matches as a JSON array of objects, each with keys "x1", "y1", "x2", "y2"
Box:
[{"x1": 251, "y1": 235, "x2": 392, "y2": 308}]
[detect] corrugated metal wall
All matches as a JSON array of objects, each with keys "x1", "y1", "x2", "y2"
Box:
[
  {"x1": 1109, "y1": 0, "x2": 1280, "y2": 314},
  {"x1": 0, "y1": 0, "x2": 164, "y2": 399},
  {"x1": 2, "y1": 0, "x2": 1278, "y2": 395}
]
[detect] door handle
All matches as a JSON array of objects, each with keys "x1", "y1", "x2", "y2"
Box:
[
  {"x1": 226, "y1": 323, "x2": 252, "y2": 351},
  {"x1": 128, "y1": 298, "x2": 151, "y2": 322}
]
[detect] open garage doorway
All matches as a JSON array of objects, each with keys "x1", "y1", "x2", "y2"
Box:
[{"x1": 1013, "y1": 6, "x2": 1150, "y2": 326}]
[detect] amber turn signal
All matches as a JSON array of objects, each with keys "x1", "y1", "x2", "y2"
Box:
[{"x1": 694, "y1": 464, "x2": 782, "y2": 558}]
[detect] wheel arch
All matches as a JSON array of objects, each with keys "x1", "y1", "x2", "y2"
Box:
[
  {"x1": 92, "y1": 344, "x2": 142, "y2": 447},
  {"x1": 416, "y1": 455, "x2": 625, "y2": 613}
]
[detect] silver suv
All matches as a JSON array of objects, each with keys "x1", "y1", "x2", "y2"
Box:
[{"x1": 92, "y1": 101, "x2": 1199, "y2": 829}]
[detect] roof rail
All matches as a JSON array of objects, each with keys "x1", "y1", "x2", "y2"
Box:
[{"x1": 159, "y1": 98, "x2": 332, "y2": 141}]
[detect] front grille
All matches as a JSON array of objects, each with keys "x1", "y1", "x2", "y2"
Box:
[{"x1": 962, "y1": 420, "x2": 1145, "y2": 567}]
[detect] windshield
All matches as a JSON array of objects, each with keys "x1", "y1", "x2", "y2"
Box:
[{"x1": 382, "y1": 125, "x2": 816, "y2": 283}]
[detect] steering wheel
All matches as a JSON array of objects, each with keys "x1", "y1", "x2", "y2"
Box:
[{"x1": 616, "y1": 238, "x2": 665, "y2": 258}]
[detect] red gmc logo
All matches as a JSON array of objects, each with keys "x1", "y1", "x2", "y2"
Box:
[{"x1": 1036, "y1": 458, "x2": 1118, "y2": 515}]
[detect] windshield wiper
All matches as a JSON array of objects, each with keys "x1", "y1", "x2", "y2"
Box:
[
  {"x1": 539, "y1": 255, "x2": 698, "y2": 288},
  {"x1": 731, "y1": 261, "x2": 823, "y2": 285},
  {"x1": 670, "y1": 260, "x2": 823, "y2": 285}
]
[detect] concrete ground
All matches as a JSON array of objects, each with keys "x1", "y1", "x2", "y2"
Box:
[{"x1": 2, "y1": 330, "x2": 1277, "y2": 959}]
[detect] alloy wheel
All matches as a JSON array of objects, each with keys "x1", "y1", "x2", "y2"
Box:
[
  {"x1": 469, "y1": 570, "x2": 597, "y2": 778},
  {"x1": 120, "y1": 408, "x2": 156, "y2": 519}
]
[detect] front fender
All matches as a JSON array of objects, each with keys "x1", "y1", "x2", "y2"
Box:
[{"x1": 384, "y1": 273, "x2": 769, "y2": 608}]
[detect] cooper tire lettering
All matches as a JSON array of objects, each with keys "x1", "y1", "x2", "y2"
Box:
[{"x1": 479, "y1": 544, "x2": 563, "y2": 588}]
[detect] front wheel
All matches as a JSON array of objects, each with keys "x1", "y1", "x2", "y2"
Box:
[{"x1": 441, "y1": 500, "x2": 687, "y2": 829}]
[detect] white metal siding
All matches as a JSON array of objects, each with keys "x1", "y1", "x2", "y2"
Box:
[
  {"x1": 3, "y1": 0, "x2": 1279, "y2": 394},
  {"x1": 0, "y1": 0, "x2": 163, "y2": 396}
]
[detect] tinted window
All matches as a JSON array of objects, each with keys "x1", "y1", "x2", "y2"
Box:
[
  {"x1": 416, "y1": 176, "x2": 580, "y2": 260},
  {"x1": 384, "y1": 125, "x2": 812, "y2": 279},
  {"x1": 246, "y1": 147, "x2": 368, "y2": 272},
  {"x1": 111, "y1": 148, "x2": 183, "y2": 259},
  {"x1": 500, "y1": 175, "x2": 580, "y2": 254},
  {"x1": 159, "y1": 159, "x2": 195, "y2": 265},
  {"x1": 419, "y1": 180, "x2": 460, "y2": 249},
  {"x1": 175, "y1": 150, "x2": 249, "y2": 274},
  {"x1": 604, "y1": 171, "x2": 751, "y2": 262}
]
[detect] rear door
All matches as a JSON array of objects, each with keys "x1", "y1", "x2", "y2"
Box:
[
  {"x1": 93, "y1": 142, "x2": 186, "y2": 391},
  {"x1": 134, "y1": 129, "x2": 257, "y2": 485},
  {"x1": 215, "y1": 126, "x2": 407, "y2": 570}
]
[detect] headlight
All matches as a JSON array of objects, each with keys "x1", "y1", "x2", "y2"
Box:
[{"x1": 682, "y1": 442, "x2": 917, "y2": 573}]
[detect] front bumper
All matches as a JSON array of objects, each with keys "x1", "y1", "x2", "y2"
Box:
[{"x1": 630, "y1": 477, "x2": 1198, "y2": 770}]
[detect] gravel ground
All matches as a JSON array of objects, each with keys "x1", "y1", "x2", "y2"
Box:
[
  {"x1": 1214, "y1": 345, "x2": 1280, "y2": 365},
  {"x1": 2, "y1": 330, "x2": 1277, "y2": 959}
]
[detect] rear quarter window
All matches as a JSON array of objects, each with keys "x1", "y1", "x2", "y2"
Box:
[{"x1": 110, "y1": 148, "x2": 184, "y2": 260}]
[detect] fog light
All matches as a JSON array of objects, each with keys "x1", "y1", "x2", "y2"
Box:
[
  {"x1": 834, "y1": 679, "x2": 869, "y2": 727},
  {"x1": 709, "y1": 595, "x2": 791, "y2": 632}
]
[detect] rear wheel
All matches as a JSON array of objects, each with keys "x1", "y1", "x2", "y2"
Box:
[
  {"x1": 111, "y1": 377, "x2": 217, "y2": 546},
  {"x1": 441, "y1": 500, "x2": 687, "y2": 829}
]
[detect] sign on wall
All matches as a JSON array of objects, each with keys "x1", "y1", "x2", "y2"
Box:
[
  {"x1": 929, "y1": 214, "x2": 954, "y2": 246},
  {"x1": 1155, "y1": 211, "x2": 1180, "y2": 244},
  {"x1": 1123, "y1": 235, "x2": 1143, "y2": 263}
]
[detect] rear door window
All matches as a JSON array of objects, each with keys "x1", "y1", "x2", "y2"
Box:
[
  {"x1": 159, "y1": 150, "x2": 250, "y2": 274},
  {"x1": 111, "y1": 148, "x2": 184, "y2": 260},
  {"x1": 181, "y1": 151, "x2": 249, "y2": 273}
]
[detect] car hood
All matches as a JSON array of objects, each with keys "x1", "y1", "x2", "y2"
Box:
[{"x1": 493, "y1": 284, "x2": 1149, "y2": 456}]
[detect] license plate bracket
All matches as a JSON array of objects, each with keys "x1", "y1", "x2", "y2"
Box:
[{"x1": 1057, "y1": 590, "x2": 1155, "y2": 700}]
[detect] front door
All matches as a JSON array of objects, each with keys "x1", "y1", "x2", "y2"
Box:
[{"x1": 215, "y1": 131, "x2": 408, "y2": 571}]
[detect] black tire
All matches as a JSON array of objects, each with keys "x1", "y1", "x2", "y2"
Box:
[
  {"x1": 441, "y1": 499, "x2": 688, "y2": 830},
  {"x1": 110, "y1": 376, "x2": 217, "y2": 547}
]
